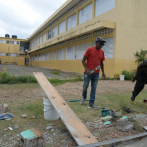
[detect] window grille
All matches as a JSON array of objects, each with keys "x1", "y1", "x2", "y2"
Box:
[
  {"x1": 78, "y1": 0, "x2": 89, "y2": 7},
  {"x1": 77, "y1": 33, "x2": 90, "y2": 42}
]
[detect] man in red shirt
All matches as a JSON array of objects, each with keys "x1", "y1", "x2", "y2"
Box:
[{"x1": 80, "y1": 37, "x2": 106, "y2": 109}]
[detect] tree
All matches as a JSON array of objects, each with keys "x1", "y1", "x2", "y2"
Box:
[{"x1": 134, "y1": 49, "x2": 147, "y2": 64}]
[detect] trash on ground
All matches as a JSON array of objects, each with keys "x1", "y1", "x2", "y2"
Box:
[
  {"x1": 46, "y1": 126, "x2": 54, "y2": 130},
  {"x1": 101, "y1": 116, "x2": 113, "y2": 122},
  {"x1": 104, "y1": 121, "x2": 111, "y2": 125},
  {"x1": 144, "y1": 126, "x2": 147, "y2": 131},
  {"x1": 9, "y1": 127, "x2": 13, "y2": 131},
  {"x1": 21, "y1": 114, "x2": 27, "y2": 118}
]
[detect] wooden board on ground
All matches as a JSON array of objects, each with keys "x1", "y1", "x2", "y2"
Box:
[
  {"x1": 33, "y1": 72, "x2": 98, "y2": 146},
  {"x1": 78, "y1": 132, "x2": 147, "y2": 147}
]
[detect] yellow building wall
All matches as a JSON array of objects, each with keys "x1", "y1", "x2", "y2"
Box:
[
  {"x1": 18, "y1": 57, "x2": 25, "y2": 66},
  {"x1": 30, "y1": 58, "x2": 115, "y2": 77},
  {"x1": 0, "y1": 38, "x2": 27, "y2": 65}
]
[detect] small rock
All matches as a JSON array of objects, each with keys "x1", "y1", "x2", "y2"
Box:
[
  {"x1": 4, "y1": 129, "x2": 7, "y2": 131},
  {"x1": 52, "y1": 133, "x2": 56, "y2": 136},
  {"x1": 14, "y1": 126, "x2": 19, "y2": 130},
  {"x1": 31, "y1": 116, "x2": 35, "y2": 119},
  {"x1": 21, "y1": 114, "x2": 27, "y2": 118},
  {"x1": 51, "y1": 129, "x2": 54, "y2": 132},
  {"x1": 46, "y1": 126, "x2": 53, "y2": 130}
]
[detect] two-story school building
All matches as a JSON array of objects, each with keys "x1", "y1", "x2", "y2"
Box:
[
  {"x1": 1, "y1": 0, "x2": 147, "y2": 78},
  {"x1": 0, "y1": 35, "x2": 29, "y2": 66}
]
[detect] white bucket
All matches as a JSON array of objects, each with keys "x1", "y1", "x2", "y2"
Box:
[
  {"x1": 43, "y1": 98, "x2": 59, "y2": 120},
  {"x1": 120, "y1": 75, "x2": 125, "y2": 81}
]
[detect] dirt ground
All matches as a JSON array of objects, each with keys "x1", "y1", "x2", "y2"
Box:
[{"x1": 0, "y1": 80, "x2": 147, "y2": 147}]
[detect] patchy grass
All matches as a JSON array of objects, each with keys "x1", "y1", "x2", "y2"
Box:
[
  {"x1": 49, "y1": 71, "x2": 61, "y2": 76},
  {"x1": 67, "y1": 90, "x2": 147, "y2": 124},
  {"x1": 0, "y1": 83, "x2": 146, "y2": 145}
]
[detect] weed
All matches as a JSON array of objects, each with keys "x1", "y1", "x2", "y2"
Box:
[{"x1": 114, "y1": 73, "x2": 120, "y2": 80}]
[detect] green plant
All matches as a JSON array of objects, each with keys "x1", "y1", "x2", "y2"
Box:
[
  {"x1": 0, "y1": 72, "x2": 37, "y2": 84},
  {"x1": 122, "y1": 70, "x2": 136, "y2": 80},
  {"x1": 49, "y1": 71, "x2": 61, "y2": 75},
  {"x1": 25, "y1": 65, "x2": 28, "y2": 67},
  {"x1": 134, "y1": 49, "x2": 147, "y2": 64},
  {"x1": 114, "y1": 74, "x2": 120, "y2": 80}
]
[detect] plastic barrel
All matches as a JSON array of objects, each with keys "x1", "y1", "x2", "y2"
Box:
[{"x1": 43, "y1": 98, "x2": 59, "y2": 120}]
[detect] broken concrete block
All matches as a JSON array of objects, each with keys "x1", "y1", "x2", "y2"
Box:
[
  {"x1": 101, "y1": 116, "x2": 113, "y2": 122},
  {"x1": 19, "y1": 128, "x2": 45, "y2": 147},
  {"x1": 117, "y1": 116, "x2": 133, "y2": 132}
]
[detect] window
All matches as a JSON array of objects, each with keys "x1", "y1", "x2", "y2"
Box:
[
  {"x1": 93, "y1": 37, "x2": 114, "y2": 58},
  {"x1": 46, "y1": 52, "x2": 50, "y2": 61},
  {"x1": 59, "y1": 20, "x2": 66, "y2": 34},
  {"x1": 7, "y1": 41, "x2": 19, "y2": 44},
  {"x1": 42, "y1": 53, "x2": 45, "y2": 61},
  {"x1": 65, "y1": 46, "x2": 75, "y2": 60},
  {"x1": 67, "y1": 13, "x2": 76, "y2": 30},
  {"x1": 30, "y1": 56, "x2": 34, "y2": 61},
  {"x1": 43, "y1": 33, "x2": 46, "y2": 42},
  {"x1": 47, "y1": 30, "x2": 51, "y2": 40},
  {"x1": 37, "y1": 38, "x2": 39, "y2": 45},
  {"x1": 51, "y1": 50, "x2": 56, "y2": 60},
  {"x1": 57, "y1": 48, "x2": 64, "y2": 60},
  {"x1": 76, "y1": 42, "x2": 91, "y2": 59},
  {"x1": 35, "y1": 54, "x2": 38, "y2": 61},
  {"x1": 0, "y1": 53, "x2": 5, "y2": 56},
  {"x1": 79, "y1": 3, "x2": 92, "y2": 24},
  {"x1": 52, "y1": 26, "x2": 58, "y2": 37},
  {"x1": 38, "y1": 54, "x2": 41, "y2": 61},
  {"x1": 95, "y1": 0, "x2": 115, "y2": 17},
  {"x1": 40, "y1": 36, "x2": 42, "y2": 44},
  {"x1": 34, "y1": 40, "x2": 36, "y2": 47},
  {"x1": 20, "y1": 46, "x2": 24, "y2": 52},
  {"x1": 6, "y1": 53, "x2": 18, "y2": 57},
  {"x1": 0, "y1": 40, "x2": 6, "y2": 43}
]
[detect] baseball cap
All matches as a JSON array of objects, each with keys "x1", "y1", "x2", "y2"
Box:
[{"x1": 96, "y1": 37, "x2": 106, "y2": 43}]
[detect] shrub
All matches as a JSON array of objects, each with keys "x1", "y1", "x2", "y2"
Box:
[
  {"x1": 122, "y1": 70, "x2": 136, "y2": 80},
  {"x1": 0, "y1": 72, "x2": 37, "y2": 84}
]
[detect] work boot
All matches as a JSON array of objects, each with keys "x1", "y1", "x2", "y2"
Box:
[
  {"x1": 131, "y1": 95, "x2": 135, "y2": 101},
  {"x1": 80, "y1": 98, "x2": 85, "y2": 105},
  {"x1": 88, "y1": 104, "x2": 100, "y2": 109}
]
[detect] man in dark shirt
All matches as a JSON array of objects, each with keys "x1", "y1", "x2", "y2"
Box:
[{"x1": 131, "y1": 60, "x2": 147, "y2": 101}]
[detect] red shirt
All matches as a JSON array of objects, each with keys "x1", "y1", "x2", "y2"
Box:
[{"x1": 84, "y1": 47, "x2": 105, "y2": 73}]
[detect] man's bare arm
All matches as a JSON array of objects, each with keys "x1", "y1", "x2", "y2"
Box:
[
  {"x1": 82, "y1": 56, "x2": 91, "y2": 76},
  {"x1": 100, "y1": 61, "x2": 106, "y2": 79}
]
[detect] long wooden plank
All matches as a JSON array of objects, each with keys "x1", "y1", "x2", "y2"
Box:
[
  {"x1": 33, "y1": 72, "x2": 98, "y2": 146},
  {"x1": 77, "y1": 132, "x2": 147, "y2": 147}
]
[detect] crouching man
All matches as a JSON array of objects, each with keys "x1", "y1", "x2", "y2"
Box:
[{"x1": 131, "y1": 60, "x2": 147, "y2": 101}]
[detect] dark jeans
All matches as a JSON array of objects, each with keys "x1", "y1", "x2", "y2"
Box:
[
  {"x1": 132, "y1": 73, "x2": 147, "y2": 98},
  {"x1": 82, "y1": 72, "x2": 99, "y2": 105}
]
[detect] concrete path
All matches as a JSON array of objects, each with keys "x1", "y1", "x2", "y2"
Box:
[{"x1": 0, "y1": 65, "x2": 80, "y2": 79}]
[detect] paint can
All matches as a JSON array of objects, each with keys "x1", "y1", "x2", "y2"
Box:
[
  {"x1": 43, "y1": 98, "x2": 59, "y2": 120},
  {"x1": 120, "y1": 75, "x2": 125, "y2": 81}
]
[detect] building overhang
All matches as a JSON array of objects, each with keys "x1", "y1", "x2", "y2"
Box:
[{"x1": 28, "y1": 19, "x2": 115, "y2": 53}]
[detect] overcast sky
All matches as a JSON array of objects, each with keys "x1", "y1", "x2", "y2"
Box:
[{"x1": 0, "y1": 0, "x2": 67, "y2": 39}]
